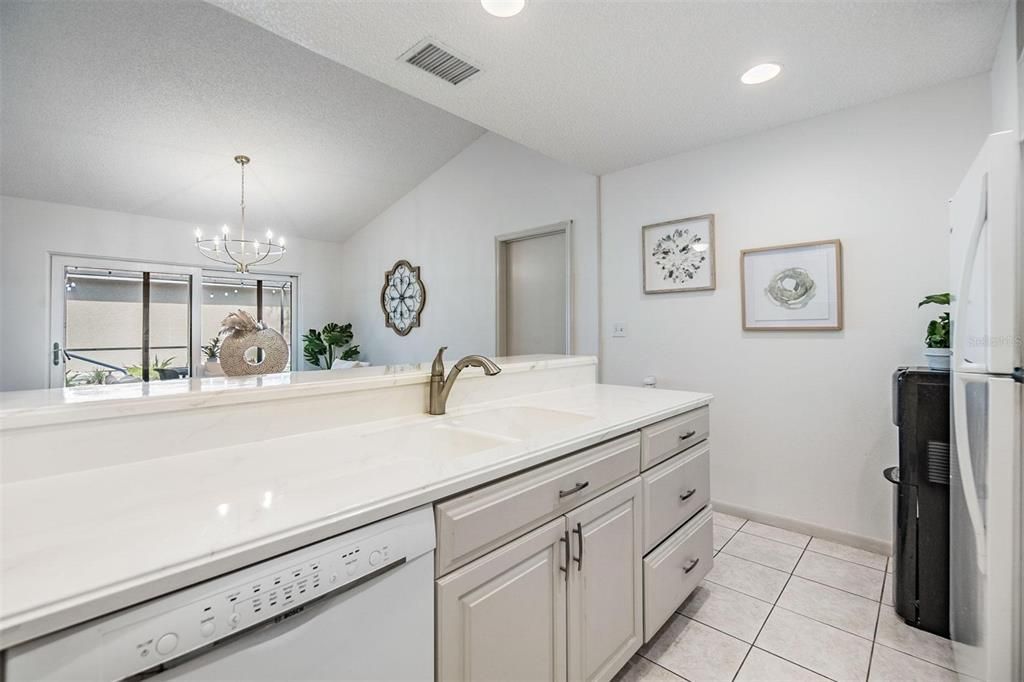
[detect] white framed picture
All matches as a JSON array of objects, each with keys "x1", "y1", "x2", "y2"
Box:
[
  {"x1": 741, "y1": 239, "x2": 843, "y2": 330},
  {"x1": 642, "y1": 214, "x2": 716, "y2": 293}
]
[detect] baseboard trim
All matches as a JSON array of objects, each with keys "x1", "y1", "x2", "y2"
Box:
[{"x1": 712, "y1": 500, "x2": 892, "y2": 557}]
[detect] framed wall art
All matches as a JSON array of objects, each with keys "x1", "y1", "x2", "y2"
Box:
[
  {"x1": 740, "y1": 239, "x2": 843, "y2": 331},
  {"x1": 642, "y1": 214, "x2": 716, "y2": 293},
  {"x1": 380, "y1": 259, "x2": 426, "y2": 336}
]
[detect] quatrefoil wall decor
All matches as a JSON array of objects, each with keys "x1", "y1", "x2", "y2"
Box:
[{"x1": 380, "y1": 259, "x2": 426, "y2": 336}]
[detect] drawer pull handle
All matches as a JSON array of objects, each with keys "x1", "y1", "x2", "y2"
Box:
[
  {"x1": 678, "y1": 430, "x2": 697, "y2": 442},
  {"x1": 679, "y1": 488, "x2": 697, "y2": 502},
  {"x1": 560, "y1": 530, "x2": 570, "y2": 575},
  {"x1": 683, "y1": 558, "x2": 701, "y2": 574},
  {"x1": 572, "y1": 522, "x2": 583, "y2": 571},
  {"x1": 559, "y1": 481, "x2": 590, "y2": 498}
]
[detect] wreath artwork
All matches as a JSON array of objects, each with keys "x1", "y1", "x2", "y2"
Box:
[
  {"x1": 765, "y1": 267, "x2": 817, "y2": 309},
  {"x1": 380, "y1": 260, "x2": 426, "y2": 336},
  {"x1": 651, "y1": 228, "x2": 708, "y2": 284},
  {"x1": 217, "y1": 309, "x2": 289, "y2": 376}
]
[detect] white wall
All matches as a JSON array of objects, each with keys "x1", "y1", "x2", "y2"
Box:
[
  {"x1": 989, "y1": 1, "x2": 1019, "y2": 133},
  {"x1": 337, "y1": 133, "x2": 598, "y2": 365},
  {"x1": 0, "y1": 196, "x2": 346, "y2": 391},
  {"x1": 600, "y1": 75, "x2": 991, "y2": 544}
]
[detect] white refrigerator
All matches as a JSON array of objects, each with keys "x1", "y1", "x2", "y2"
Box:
[{"x1": 948, "y1": 129, "x2": 1023, "y2": 682}]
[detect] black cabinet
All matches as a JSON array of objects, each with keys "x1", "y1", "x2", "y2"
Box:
[{"x1": 888, "y1": 367, "x2": 950, "y2": 637}]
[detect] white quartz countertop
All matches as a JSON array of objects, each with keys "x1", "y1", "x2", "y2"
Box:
[
  {"x1": 0, "y1": 382, "x2": 711, "y2": 648},
  {"x1": 0, "y1": 355, "x2": 592, "y2": 431}
]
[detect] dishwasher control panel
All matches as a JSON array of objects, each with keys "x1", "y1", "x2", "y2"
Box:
[{"x1": 4, "y1": 505, "x2": 436, "y2": 682}]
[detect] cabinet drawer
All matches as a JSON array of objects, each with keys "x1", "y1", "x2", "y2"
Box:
[
  {"x1": 643, "y1": 508, "x2": 713, "y2": 642},
  {"x1": 641, "y1": 406, "x2": 709, "y2": 470},
  {"x1": 435, "y1": 433, "x2": 641, "y2": 576},
  {"x1": 642, "y1": 442, "x2": 710, "y2": 553}
]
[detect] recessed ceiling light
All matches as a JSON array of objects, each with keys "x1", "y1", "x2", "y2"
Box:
[
  {"x1": 481, "y1": 0, "x2": 525, "y2": 18},
  {"x1": 741, "y1": 63, "x2": 781, "y2": 85}
]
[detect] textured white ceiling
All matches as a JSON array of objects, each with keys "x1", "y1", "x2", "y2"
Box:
[
  {"x1": 212, "y1": 0, "x2": 1007, "y2": 175},
  {"x1": 0, "y1": 1, "x2": 484, "y2": 242}
]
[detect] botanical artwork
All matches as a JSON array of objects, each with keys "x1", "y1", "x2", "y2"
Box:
[
  {"x1": 642, "y1": 215, "x2": 716, "y2": 293},
  {"x1": 741, "y1": 240, "x2": 843, "y2": 330},
  {"x1": 380, "y1": 260, "x2": 426, "y2": 336}
]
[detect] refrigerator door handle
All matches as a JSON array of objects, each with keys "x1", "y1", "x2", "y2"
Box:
[
  {"x1": 952, "y1": 172, "x2": 988, "y2": 373},
  {"x1": 953, "y1": 375, "x2": 987, "y2": 572}
]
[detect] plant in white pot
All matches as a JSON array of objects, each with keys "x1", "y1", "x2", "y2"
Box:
[
  {"x1": 918, "y1": 292, "x2": 951, "y2": 370},
  {"x1": 201, "y1": 336, "x2": 223, "y2": 377}
]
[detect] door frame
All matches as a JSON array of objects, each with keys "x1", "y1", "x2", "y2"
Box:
[
  {"x1": 49, "y1": 254, "x2": 204, "y2": 388},
  {"x1": 494, "y1": 220, "x2": 574, "y2": 357}
]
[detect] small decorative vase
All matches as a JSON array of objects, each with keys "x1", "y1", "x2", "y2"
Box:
[
  {"x1": 217, "y1": 310, "x2": 289, "y2": 377},
  {"x1": 923, "y1": 347, "x2": 952, "y2": 370},
  {"x1": 203, "y1": 358, "x2": 224, "y2": 377}
]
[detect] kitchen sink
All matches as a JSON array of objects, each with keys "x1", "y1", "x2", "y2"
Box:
[
  {"x1": 358, "y1": 421, "x2": 513, "y2": 457},
  {"x1": 443, "y1": 406, "x2": 593, "y2": 441}
]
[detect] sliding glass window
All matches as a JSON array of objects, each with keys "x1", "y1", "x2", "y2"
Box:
[
  {"x1": 200, "y1": 275, "x2": 295, "y2": 374},
  {"x1": 51, "y1": 256, "x2": 296, "y2": 387}
]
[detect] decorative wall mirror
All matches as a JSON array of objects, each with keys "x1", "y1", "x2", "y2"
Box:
[{"x1": 380, "y1": 260, "x2": 426, "y2": 336}]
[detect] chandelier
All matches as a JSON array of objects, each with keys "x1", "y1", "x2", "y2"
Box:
[{"x1": 194, "y1": 155, "x2": 285, "y2": 273}]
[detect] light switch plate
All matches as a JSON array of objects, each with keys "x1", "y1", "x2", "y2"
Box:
[{"x1": 612, "y1": 322, "x2": 627, "y2": 338}]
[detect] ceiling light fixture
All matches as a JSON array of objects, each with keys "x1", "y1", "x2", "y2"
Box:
[
  {"x1": 740, "y1": 63, "x2": 781, "y2": 85},
  {"x1": 194, "y1": 155, "x2": 285, "y2": 273},
  {"x1": 481, "y1": 0, "x2": 525, "y2": 18}
]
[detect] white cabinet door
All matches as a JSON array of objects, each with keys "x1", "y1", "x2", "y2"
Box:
[
  {"x1": 436, "y1": 518, "x2": 568, "y2": 682},
  {"x1": 565, "y1": 479, "x2": 643, "y2": 682}
]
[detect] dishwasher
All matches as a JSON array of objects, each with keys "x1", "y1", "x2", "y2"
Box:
[{"x1": 5, "y1": 506, "x2": 435, "y2": 681}]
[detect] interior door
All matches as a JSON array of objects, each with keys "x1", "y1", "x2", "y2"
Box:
[
  {"x1": 436, "y1": 518, "x2": 568, "y2": 682},
  {"x1": 565, "y1": 479, "x2": 643, "y2": 682},
  {"x1": 498, "y1": 224, "x2": 571, "y2": 356}
]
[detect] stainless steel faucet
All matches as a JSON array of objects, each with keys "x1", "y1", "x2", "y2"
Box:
[{"x1": 429, "y1": 346, "x2": 501, "y2": 415}]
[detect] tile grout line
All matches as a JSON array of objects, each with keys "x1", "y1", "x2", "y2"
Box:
[
  {"x1": 639, "y1": 655, "x2": 691, "y2": 681},
  {"x1": 730, "y1": 533, "x2": 810, "y2": 681},
  {"x1": 802, "y1": 546, "x2": 889, "y2": 572},
  {"x1": 864, "y1": 563, "x2": 885, "y2": 682}
]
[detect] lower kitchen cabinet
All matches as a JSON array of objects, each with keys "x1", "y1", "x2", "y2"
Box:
[
  {"x1": 566, "y1": 479, "x2": 643, "y2": 682},
  {"x1": 436, "y1": 517, "x2": 568, "y2": 682},
  {"x1": 435, "y1": 406, "x2": 712, "y2": 682},
  {"x1": 436, "y1": 480, "x2": 643, "y2": 682}
]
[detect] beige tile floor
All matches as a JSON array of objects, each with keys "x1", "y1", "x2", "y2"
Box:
[{"x1": 615, "y1": 510, "x2": 972, "y2": 682}]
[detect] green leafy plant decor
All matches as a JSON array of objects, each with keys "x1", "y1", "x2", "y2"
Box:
[
  {"x1": 303, "y1": 322, "x2": 360, "y2": 369},
  {"x1": 201, "y1": 336, "x2": 220, "y2": 360},
  {"x1": 918, "y1": 292, "x2": 951, "y2": 348}
]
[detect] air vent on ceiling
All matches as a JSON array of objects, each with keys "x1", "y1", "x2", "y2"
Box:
[{"x1": 404, "y1": 41, "x2": 480, "y2": 85}]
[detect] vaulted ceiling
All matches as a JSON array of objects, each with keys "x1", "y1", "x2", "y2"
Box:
[
  {"x1": 0, "y1": 0, "x2": 484, "y2": 242},
  {"x1": 214, "y1": 0, "x2": 1008, "y2": 175}
]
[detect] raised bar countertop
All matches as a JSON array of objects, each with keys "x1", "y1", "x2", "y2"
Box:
[
  {"x1": 0, "y1": 362, "x2": 711, "y2": 648},
  {"x1": 0, "y1": 355, "x2": 594, "y2": 431}
]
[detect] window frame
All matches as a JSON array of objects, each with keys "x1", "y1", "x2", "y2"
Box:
[{"x1": 49, "y1": 253, "x2": 299, "y2": 387}]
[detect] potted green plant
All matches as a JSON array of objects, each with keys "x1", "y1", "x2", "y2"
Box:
[
  {"x1": 201, "y1": 336, "x2": 223, "y2": 377},
  {"x1": 303, "y1": 322, "x2": 360, "y2": 369},
  {"x1": 918, "y1": 292, "x2": 951, "y2": 369}
]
